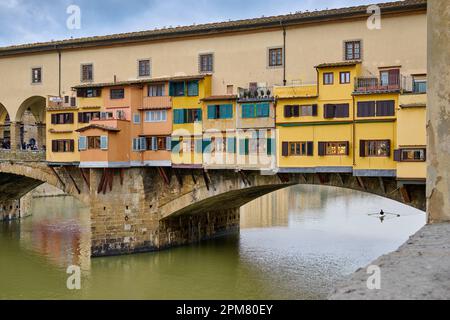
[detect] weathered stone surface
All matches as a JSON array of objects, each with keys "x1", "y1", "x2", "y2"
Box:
[
  {"x1": 329, "y1": 223, "x2": 450, "y2": 300},
  {"x1": 427, "y1": 0, "x2": 450, "y2": 222}
]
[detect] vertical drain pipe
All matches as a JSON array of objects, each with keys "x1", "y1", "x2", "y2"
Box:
[
  {"x1": 282, "y1": 21, "x2": 287, "y2": 86},
  {"x1": 57, "y1": 47, "x2": 62, "y2": 97}
]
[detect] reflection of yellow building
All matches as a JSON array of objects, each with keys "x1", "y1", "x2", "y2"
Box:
[{"x1": 171, "y1": 75, "x2": 211, "y2": 169}]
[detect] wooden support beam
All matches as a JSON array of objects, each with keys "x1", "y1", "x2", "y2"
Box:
[
  {"x1": 157, "y1": 167, "x2": 170, "y2": 186},
  {"x1": 400, "y1": 186, "x2": 411, "y2": 203},
  {"x1": 108, "y1": 169, "x2": 114, "y2": 192},
  {"x1": 119, "y1": 168, "x2": 124, "y2": 186},
  {"x1": 49, "y1": 166, "x2": 66, "y2": 191},
  {"x1": 79, "y1": 168, "x2": 90, "y2": 189},
  {"x1": 64, "y1": 167, "x2": 81, "y2": 195},
  {"x1": 336, "y1": 173, "x2": 345, "y2": 186},
  {"x1": 300, "y1": 174, "x2": 308, "y2": 184},
  {"x1": 356, "y1": 176, "x2": 366, "y2": 190},
  {"x1": 191, "y1": 170, "x2": 197, "y2": 185},
  {"x1": 277, "y1": 173, "x2": 290, "y2": 184},
  {"x1": 175, "y1": 169, "x2": 183, "y2": 187},
  {"x1": 379, "y1": 177, "x2": 386, "y2": 195},
  {"x1": 239, "y1": 170, "x2": 251, "y2": 186},
  {"x1": 316, "y1": 173, "x2": 328, "y2": 185},
  {"x1": 97, "y1": 169, "x2": 106, "y2": 194},
  {"x1": 203, "y1": 169, "x2": 211, "y2": 191}
]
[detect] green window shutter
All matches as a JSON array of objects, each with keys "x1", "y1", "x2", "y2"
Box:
[
  {"x1": 197, "y1": 109, "x2": 203, "y2": 121},
  {"x1": 187, "y1": 81, "x2": 199, "y2": 96},
  {"x1": 169, "y1": 82, "x2": 174, "y2": 96},
  {"x1": 174, "y1": 109, "x2": 184, "y2": 124},
  {"x1": 203, "y1": 139, "x2": 212, "y2": 153},
  {"x1": 221, "y1": 104, "x2": 233, "y2": 119},
  {"x1": 257, "y1": 103, "x2": 270, "y2": 118},
  {"x1": 208, "y1": 105, "x2": 216, "y2": 119},
  {"x1": 227, "y1": 137, "x2": 236, "y2": 153},
  {"x1": 267, "y1": 138, "x2": 274, "y2": 156},
  {"x1": 242, "y1": 104, "x2": 255, "y2": 118},
  {"x1": 78, "y1": 136, "x2": 87, "y2": 151},
  {"x1": 239, "y1": 139, "x2": 249, "y2": 155},
  {"x1": 100, "y1": 136, "x2": 108, "y2": 150}
]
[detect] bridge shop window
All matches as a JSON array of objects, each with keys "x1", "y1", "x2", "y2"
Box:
[
  {"x1": 78, "y1": 112, "x2": 100, "y2": 124},
  {"x1": 357, "y1": 100, "x2": 395, "y2": 117},
  {"x1": 323, "y1": 73, "x2": 334, "y2": 85},
  {"x1": 282, "y1": 141, "x2": 314, "y2": 157},
  {"x1": 268, "y1": 47, "x2": 283, "y2": 67},
  {"x1": 51, "y1": 113, "x2": 74, "y2": 125},
  {"x1": 284, "y1": 104, "x2": 318, "y2": 118},
  {"x1": 81, "y1": 64, "x2": 93, "y2": 82},
  {"x1": 323, "y1": 104, "x2": 349, "y2": 119},
  {"x1": 199, "y1": 53, "x2": 214, "y2": 73},
  {"x1": 360, "y1": 140, "x2": 391, "y2": 158},
  {"x1": 340, "y1": 71, "x2": 351, "y2": 84},
  {"x1": 110, "y1": 88, "x2": 125, "y2": 100},
  {"x1": 173, "y1": 109, "x2": 202, "y2": 124},
  {"x1": 145, "y1": 110, "x2": 167, "y2": 123},
  {"x1": 394, "y1": 148, "x2": 426, "y2": 162},
  {"x1": 207, "y1": 104, "x2": 233, "y2": 119},
  {"x1": 344, "y1": 40, "x2": 361, "y2": 60},
  {"x1": 241, "y1": 103, "x2": 270, "y2": 119},
  {"x1": 76, "y1": 88, "x2": 101, "y2": 98},
  {"x1": 318, "y1": 141, "x2": 349, "y2": 156},
  {"x1": 51, "y1": 140, "x2": 74, "y2": 153},
  {"x1": 31, "y1": 67, "x2": 42, "y2": 84},
  {"x1": 138, "y1": 59, "x2": 151, "y2": 77},
  {"x1": 148, "y1": 84, "x2": 165, "y2": 97},
  {"x1": 146, "y1": 136, "x2": 171, "y2": 151}
]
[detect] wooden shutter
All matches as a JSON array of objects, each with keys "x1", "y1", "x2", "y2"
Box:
[
  {"x1": 52, "y1": 140, "x2": 57, "y2": 152},
  {"x1": 284, "y1": 105, "x2": 292, "y2": 118},
  {"x1": 292, "y1": 105, "x2": 300, "y2": 117},
  {"x1": 70, "y1": 97, "x2": 76, "y2": 107},
  {"x1": 324, "y1": 104, "x2": 335, "y2": 119},
  {"x1": 69, "y1": 140, "x2": 75, "y2": 152},
  {"x1": 307, "y1": 142, "x2": 314, "y2": 156},
  {"x1": 318, "y1": 142, "x2": 326, "y2": 156},
  {"x1": 345, "y1": 141, "x2": 350, "y2": 156},
  {"x1": 266, "y1": 138, "x2": 274, "y2": 156},
  {"x1": 282, "y1": 142, "x2": 289, "y2": 157},
  {"x1": 394, "y1": 149, "x2": 402, "y2": 162},
  {"x1": 312, "y1": 104, "x2": 318, "y2": 117},
  {"x1": 337, "y1": 104, "x2": 349, "y2": 118},
  {"x1": 51, "y1": 114, "x2": 57, "y2": 124},
  {"x1": 166, "y1": 137, "x2": 172, "y2": 151},
  {"x1": 359, "y1": 140, "x2": 366, "y2": 157},
  {"x1": 388, "y1": 69, "x2": 400, "y2": 87}
]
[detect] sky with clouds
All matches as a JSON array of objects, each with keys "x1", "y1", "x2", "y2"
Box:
[{"x1": 0, "y1": 0, "x2": 393, "y2": 47}]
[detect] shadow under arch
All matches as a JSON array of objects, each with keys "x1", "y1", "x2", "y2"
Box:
[
  {"x1": 0, "y1": 102, "x2": 11, "y2": 149},
  {"x1": 14, "y1": 96, "x2": 47, "y2": 151}
]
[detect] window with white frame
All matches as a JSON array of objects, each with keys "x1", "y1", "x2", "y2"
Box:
[{"x1": 145, "y1": 110, "x2": 167, "y2": 122}]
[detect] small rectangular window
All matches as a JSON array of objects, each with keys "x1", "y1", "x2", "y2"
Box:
[
  {"x1": 187, "y1": 81, "x2": 199, "y2": 96},
  {"x1": 81, "y1": 64, "x2": 93, "y2": 82},
  {"x1": 396, "y1": 148, "x2": 426, "y2": 162},
  {"x1": 148, "y1": 84, "x2": 165, "y2": 97},
  {"x1": 268, "y1": 48, "x2": 283, "y2": 67},
  {"x1": 110, "y1": 89, "x2": 125, "y2": 100},
  {"x1": 324, "y1": 142, "x2": 349, "y2": 156},
  {"x1": 362, "y1": 140, "x2": 391, "y2": 157},
  {"x1": 31, "y1": 68, "x2": 42, "y2": 84},
  {"x1": 138, "y1": 59, "x2": 151, "y2": 77},
  {"x1": 133, "y1": 113, "x2": 141, "y2": 124},
  {"x1": 199, "y1": 54, "x2": 214, "y2": 73},
  {"x1": 51, "y1": 140, "x2": 74, "y2": 153},
  {"x1": 88, "y1": 136, "x2": 101, "y2": 150},
  {"x1": 51, "y1": 113, "x2": 74, "y2": 125},
  {"x1": 344, "y1": 41, "x2": 361, "y2": 60},
  {"x1": 145, "y1": 110, "x2": 167, "y2": 123},
  {"x1": 340, "y1": 72, "x2": 351, "y2": 84},
  {"x1": 323, "y1": 73, "x2": 334, "y2": 85}
]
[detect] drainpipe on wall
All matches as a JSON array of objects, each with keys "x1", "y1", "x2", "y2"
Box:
[
  {"x1": 57, "y1": 46, "x2": 62, "y2": 97},
  {"x1": 352, "y1": 95, "x2": 356, "y2": 166}
]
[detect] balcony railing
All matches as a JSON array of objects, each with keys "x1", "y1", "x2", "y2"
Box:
[
  {"x1": 354, "y1": 76, "x2": 401, "y2": 93},
  {"x1": 238, "y1": 86, "x2": 274, "y2": 102}
]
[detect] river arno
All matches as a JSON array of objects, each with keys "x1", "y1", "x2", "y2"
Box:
[{"x1": 0, "y1": 185, "x2": 425, "y2": 300}]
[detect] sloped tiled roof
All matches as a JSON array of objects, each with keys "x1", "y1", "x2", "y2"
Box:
[{"x1": 0, "y1": 0, "x2": 427, "y2": 56}]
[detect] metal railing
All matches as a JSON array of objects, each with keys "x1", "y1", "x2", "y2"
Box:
[{"x1": 354, "y1": 76, "x2": 401, "y2": 93}]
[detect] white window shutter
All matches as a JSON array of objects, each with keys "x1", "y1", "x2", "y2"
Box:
[
  {"x1": 166, "y1": 137, "x2": 172, "y2": 151},
  {"x1": 152, "y1": 137, "x2": 157, "y2": 151},
  {"x1": 140, "y1": 137, "x2": 147, "y2": 151},
  {"x1": 100, "y1": 136, "x2": 108, "y2": 150},
  {"x1": 78, "y1": 136, "x2": 87, "y2": 151}
]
